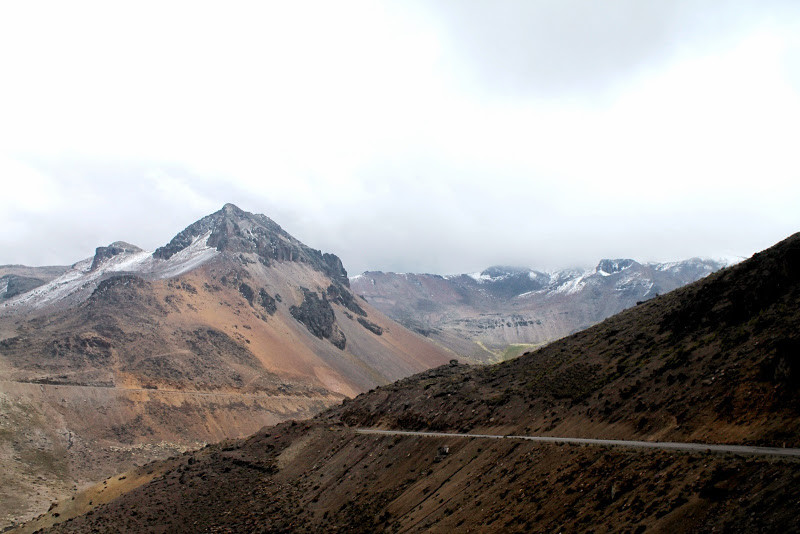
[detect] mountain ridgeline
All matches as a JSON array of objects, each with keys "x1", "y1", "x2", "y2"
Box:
[
  {"x1": 153, "y1": 203, "x2": 350, "y2": 287},
  {"x1": 36, "y1": 233, "x2": 800, "y2": 533},
  {"x1": 352, "y1": 256, "x2": 733, "y2": 362}
]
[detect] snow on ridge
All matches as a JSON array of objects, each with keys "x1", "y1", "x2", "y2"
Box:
[
  {"x1": 151, "y1": 231, "x2": 217, "y2": 279},
  {"x1": 554, "y1": 272, "x2": 590, "y2": 295},
  {"x1": 6, "y1": 262, "x2": 93, "y2": 309},
  {"x1": 2, "y1": 232, "x2": 218, "y2": 312},
  {"x1": 467, "y1": 272, "x2": 494, "y2": 283},
  {"x1": 652, "y1": 256, "x2": 744, "y2": 272}
]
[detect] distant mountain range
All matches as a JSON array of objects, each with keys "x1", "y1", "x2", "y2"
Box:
[
  {"x1": 0, "y1": 204, "x2": 451, "y2": 529},
  {"x1": 351, "y1": 256, "x2": 738, "y2": 362}
]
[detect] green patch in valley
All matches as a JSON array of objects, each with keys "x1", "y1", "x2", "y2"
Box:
[{"x1": 499, "y1": 343, "x2": 545, "y2": 361}]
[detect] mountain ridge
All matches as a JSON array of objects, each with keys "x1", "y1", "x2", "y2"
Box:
[{"x1": 351, "y1": 256, "x2": 736, "y2": 361}]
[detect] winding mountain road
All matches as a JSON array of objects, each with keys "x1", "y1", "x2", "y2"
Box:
[{"x1": 355, "y1": 428, "x2": 800, "y2": 458}]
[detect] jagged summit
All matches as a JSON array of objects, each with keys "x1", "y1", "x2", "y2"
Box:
[{"x1": 154, "y1": 204, "x2": 349, "y2": 286}]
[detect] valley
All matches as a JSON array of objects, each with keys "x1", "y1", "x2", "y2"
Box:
[{"x1": 21, "y1": 231, "x2": 800, "y2": 532}]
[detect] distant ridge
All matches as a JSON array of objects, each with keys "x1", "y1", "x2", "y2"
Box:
[{"x1": 352, "y1": 256, "x2": 736, "y2": 361}]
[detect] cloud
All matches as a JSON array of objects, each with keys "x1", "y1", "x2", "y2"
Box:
[
  {"x1": 422, "y1": 0, "x2": 799, "y2": 99},
  {"x1": 0, "y1": 1, "x2": 798, "y2": 273}
]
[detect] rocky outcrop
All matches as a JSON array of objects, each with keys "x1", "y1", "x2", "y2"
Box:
[
  {"x1": 326, "y1": 283, "x2": 366, "y2": 316},
  {"x1": 90, "y1": 242, "x2": 143, "y2": 271},
  {"x1": 259, "y1": 289, "x2": 277, "y2": 315},
  {"x1": 290, "y1": 288, "x2": 346, "y2": 349},
  {"x1": 238, "y1": 283, "x2": 255, "y2": 305},
  {"x1": 357, "y1": 317, "x2": 383, "y2": 335}
]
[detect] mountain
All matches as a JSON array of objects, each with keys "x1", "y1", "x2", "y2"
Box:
[
  {"x1": 0, "y1": 265, "x2": 67, "y2": 301},
  {"x1": 0, "y1": 204, "x2": 452, "y2": 529},
  {"x1": 351, "y1": 257, "x2": 735, "y2": 362},
  {"x1": 32, "y1": 232, "x2": 800, "y2": 533}
]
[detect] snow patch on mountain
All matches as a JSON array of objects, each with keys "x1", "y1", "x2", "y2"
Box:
[
  {"x1": 151, "y1": 232, "x2": 217, "y2": 279},
  {"x1": 2, "y1": 232, "x2": 217, "y2": 313},
  {"x1": 467, "y1": 272, "x2": 494, "y2": 283},
  {"x1": 554, "y1": 273, "x2": 591, "y2": 295}
]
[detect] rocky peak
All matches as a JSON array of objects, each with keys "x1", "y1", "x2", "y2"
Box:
[
  {"x1": 154, "y1": 204, "x2": 350, "y2": 286},
  {"x1": 90, "y1": 242, "x2": 143, "y2": 271}
]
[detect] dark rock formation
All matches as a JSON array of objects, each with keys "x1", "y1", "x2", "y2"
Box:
[
  {"x1": 357, "y1": 317, "x2": 383, "y2": 335},
  {"x1": 238, "y1": 283, "x2": 255, "y2": 305},
  {"x1": 90, "y1": 242, "x2": 143, "y2": 271},
  {"x1": 90, "y1": 275, "x2": 149, "y2": 299},
  {"x1": 290, "y1": 288, "x2": 346, "y2": 349},
  {"x1": 259, "y1": 289, "x2": 277, "y2": 315},
  {"x1": 326, "y1": 283, "x2": 366, "y2": 316}
]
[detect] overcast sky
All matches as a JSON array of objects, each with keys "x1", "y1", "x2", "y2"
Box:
[{"x1": 1, "y1": 1, "x2": 799, "y2": 275}]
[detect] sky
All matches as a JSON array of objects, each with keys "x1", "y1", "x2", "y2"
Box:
[{"x1": 1, "y1": 0, "x2": 799, "y2": 275}]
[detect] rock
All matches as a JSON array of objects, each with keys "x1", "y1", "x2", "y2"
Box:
[
  {"x1": 90, "y1": 242, "x2": 143, "y2": 271},
  {"x1": 357, "y1": 317, "x2": 383, "y2": 336},
  {"x1": 259, "y1": 289, "x2": 277, "y2": 315},
  {"x1": 238, "y1": 283, "x2": 255, "y2": 305},
  {"x1": 290, "y1": 288, "x2": 346, "y2": 350},
  {"x1": 327, "y1": 283, "x2": 366, "y2": 316}
]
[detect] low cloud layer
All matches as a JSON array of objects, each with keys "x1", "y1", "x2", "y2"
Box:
[{"x1": 1, "y1": 1, "x2": 798, "y2": 274}]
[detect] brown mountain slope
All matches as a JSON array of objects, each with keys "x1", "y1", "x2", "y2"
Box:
[
  {"x1": 37, "y1": 233, "x2": 800, "y2": 532},
  {"x1": 0, "y1": 205, "x2": 451, "y2": 529}
]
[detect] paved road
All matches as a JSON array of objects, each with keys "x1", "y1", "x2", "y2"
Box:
[{"x1": 355, "y1": 428, "x2": 800, "y2": 458}]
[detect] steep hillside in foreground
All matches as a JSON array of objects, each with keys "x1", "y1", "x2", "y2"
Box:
[
  {"x1": 351, "y1": 258, "x2": 732, "y2": 362},
  {"x1": 35, "y1": 233, "x2": 800, "y2": 533},
  {"x1": 0, "y1": 204, "x2": 451, "y2": 529}
]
